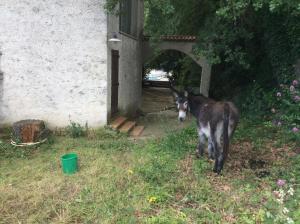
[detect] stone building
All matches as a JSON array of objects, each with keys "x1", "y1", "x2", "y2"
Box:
[{"x1": 0, "y1": 0, "x2": 144, "y2": 127}]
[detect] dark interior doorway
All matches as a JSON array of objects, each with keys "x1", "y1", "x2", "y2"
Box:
[{"x1": 111, "y1": 50, "x2": 119, "y2": 115}]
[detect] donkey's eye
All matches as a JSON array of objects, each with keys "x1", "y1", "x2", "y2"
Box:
[{"x1": 183, "y1": 102, "x2": 188, "y2": 109}]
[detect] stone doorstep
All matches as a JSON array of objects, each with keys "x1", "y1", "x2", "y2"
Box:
[
  {"x1": 110, "y1": 116, "x2": 128, "y2": 130},
  {"x1": 110, "y1": 116, "x2": 145, "y2": 137},
  {"x1": 119, "y1": 121, "x2": 136, "y2": 133},
  {"x1": 130, "y1": 125, "x2": 145, "y2": 137}
]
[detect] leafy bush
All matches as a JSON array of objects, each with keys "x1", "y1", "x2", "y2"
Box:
[
  {"x1": 236, "y1": 83, "x2": 275, "y2": 116},
  {"x1": 238, "y1": 77, "x2": 300, "y2": 146},
  {"x1": 271, "y1": 79, "x2": 300, "y2": 145},
  {"x1": 67, "y1": 121, "x2": 86, "y2": 138},
  {"x1": 272, "y1": 80, "x2": 300, "y2": 127}
]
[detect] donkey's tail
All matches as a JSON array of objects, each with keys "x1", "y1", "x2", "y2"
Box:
[{"x1": 223, "y1": 103, "x2": 230, "y2": 161}]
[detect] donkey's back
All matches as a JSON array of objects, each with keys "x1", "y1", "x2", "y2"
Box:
[
  {"x1": 196, "y1": 98, "x2": 239, "y2": 173},
  {"x1": 197, "y1": 100, "x2": 239, "y2": 132}
]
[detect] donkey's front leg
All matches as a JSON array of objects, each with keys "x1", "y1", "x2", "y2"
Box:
[
  {"x1": 195, "y1": 131, "x2": 206, "y2": 158},
  {"x1": 217, "y1": 153, "x2": 224, "y2": 173}
]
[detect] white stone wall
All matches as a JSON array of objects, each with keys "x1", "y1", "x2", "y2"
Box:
[
  {"x1": 107, "y1": 0, "x2": 144, "y2": 117},
  {"x1": 0, "y1": 0, "x2": 108, "y2": 127},
  {"x1": 118, "y1": 35, "x2": 143, "y2": 115}
]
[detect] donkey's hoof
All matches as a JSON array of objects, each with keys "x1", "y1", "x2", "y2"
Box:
[
  {"x1": 214, "y1": 169, "x2": 222, "y2": 175},
  {"x1": 213, "y1": 167, "x2": 222, "y2": 175},
  {"x1": 209, "y1": 155, "x2": 215, "y2": 160}
]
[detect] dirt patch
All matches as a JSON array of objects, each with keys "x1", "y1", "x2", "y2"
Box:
[
  {"x1": 141, "y1": 87, "x2": 175, "y2": 113},
  {"x1": 227, "y1": 141, "x2": 296, "y2": 173}
]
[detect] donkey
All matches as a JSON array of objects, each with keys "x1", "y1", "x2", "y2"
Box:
[{"x1": 171, "y1": 88, "x2": 239, "y2": 174}]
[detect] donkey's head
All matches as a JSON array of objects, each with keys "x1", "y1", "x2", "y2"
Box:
[{"x1": 173, "y1": 90, "x2": 189, "y2": 122}]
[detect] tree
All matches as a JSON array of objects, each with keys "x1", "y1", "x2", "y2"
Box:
[{"x1": 106, "y1": 0, "x2": 300, "y2": 97}]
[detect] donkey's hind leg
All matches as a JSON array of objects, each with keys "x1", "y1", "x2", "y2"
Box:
[
  {"x1": 196, "y1": 130, "x2": 206, "y2": 158},
  {"x1": 207, "y1": 139, "x2": 215, "y2": 160},
  {"x1": 211, "y1": 128, "x2": 223, "y2": 174},
  {"x1": 213, "y1": 128, "x2": 225, "y2": 174}
]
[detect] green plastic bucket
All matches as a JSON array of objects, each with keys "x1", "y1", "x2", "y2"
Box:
[{"x1": 61, "y1": 153, "x2": 78, "y2": 174}]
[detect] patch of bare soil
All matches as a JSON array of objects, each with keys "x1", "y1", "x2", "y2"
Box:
[
  {"x1": 141, "y1": 87, "x2": 175, "y2": 113},
  {"x1": 227, "y1": 142, "x2": 296, "y2": 175}
]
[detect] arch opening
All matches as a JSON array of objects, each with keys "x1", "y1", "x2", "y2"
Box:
[
  {"x1": 142, "y1": 39, "x2": 212, "y2": 97},
  {"x1": 140, "y1": 50, "x2": 202, "y2": 115},
  {"x1": 144, "y1": 50, "x2": 202, "y2": 93}
]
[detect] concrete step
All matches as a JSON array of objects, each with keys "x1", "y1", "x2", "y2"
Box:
[
  {"x1": 110, "y1": 116, "x2": 128, "y2": 130},
  {"x1": 119, "y1": 121, "x2": 136, "y2": 133},
  {"x1": 130, "y1": 125, "x2": 145, "y2": 137}
]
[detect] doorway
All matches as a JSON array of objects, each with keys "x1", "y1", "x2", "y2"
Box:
[{"x1": 111, "y1": 50, "x2": 119, "y2": 115}]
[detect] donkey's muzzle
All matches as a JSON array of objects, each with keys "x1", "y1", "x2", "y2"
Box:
[{"x1": 178, "y1": 110, "x2": 186, "y2": 122}]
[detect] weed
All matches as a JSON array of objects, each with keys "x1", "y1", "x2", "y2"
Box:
[{"x1": 67, "y1": 120, "x2": 86, "y2": 138}]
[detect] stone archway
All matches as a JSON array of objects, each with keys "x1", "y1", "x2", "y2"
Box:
[{"x1": 142, "y1": 35, "x2": 212, "y2": 96}]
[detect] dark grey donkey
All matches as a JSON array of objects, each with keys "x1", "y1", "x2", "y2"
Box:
[{"x1": 172, "y1": 88, "x2": 239, "y2": 174}]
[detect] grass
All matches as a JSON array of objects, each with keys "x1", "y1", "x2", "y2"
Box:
[{"x1": 0, "y1": 119, "x2": 299, "y2": 223}]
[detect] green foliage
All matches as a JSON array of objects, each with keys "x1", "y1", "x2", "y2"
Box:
[
  {"x1": 146, "y1": 0, "x2": 300, "y2": 104},
  {"x1": 263, "y1": 173, "x2": 299, "y2": 223},
  {"x1": 67, "y1": 121, "x2": 86, "y2": 138},
  {"x1": 106, "y1": 0, "x2": 300, "y2": 101},
  {"x1": 273, "y1": 84, "x2": 300, "y2": 126},
  {"x1": 0, "y1": 127, "x2": 54, "y2": 159},
  {"x1": 0, "y1": 137, "x2": 55, "y2": 159},
  {"x1": 0, "y1": 141, "x2": 29, "y2": 158},
  {"x1": 236, "y1": 83, "x2": 275, "y2": 116},
  {"x1": 236, "y1": 77, "x2": 300, "y2": 146},
  {"x1": 104, "y1": 0, "x2": 121, "y2": 13}
]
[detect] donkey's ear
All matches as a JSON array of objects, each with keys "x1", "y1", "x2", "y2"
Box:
[
  {"x1": 170, "y1": 85, "x2": 179, "y2": 99},
  {"x1": 184, "y1": 90, "x2": 188, "y2": 97},
  {"x1": 172, "y1": 91, "x2": 179, "y2": 99}
]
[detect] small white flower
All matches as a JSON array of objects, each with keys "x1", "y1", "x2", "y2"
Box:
[
  {"x1": 283, "y1": 207, "x2": 289, "y2": 214},
  {"x1": 276, "y1": 198, "x2": 284, "y2": 204},
  {"x1": 288, "y1": 187, "x2": 294, "y2": 196},
  {"x1": 266, "y1": 211, "x2": 273, "y2": 218},
  {"x1": 279, "y1": 189, "x2": 285, "y2": 198},
  {"x1": 286, "y1": 217, "x2": 294, "y2": 224}
]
